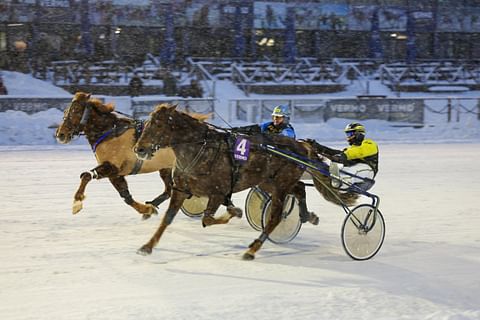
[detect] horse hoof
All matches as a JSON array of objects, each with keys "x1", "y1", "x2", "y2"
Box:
[
  {"x1": 242, "y1": 252, "x2": 255, "y2": 261},
  {"x1": 202, "y1": 216, "x2": 215, "y2": 227},
  {"x1": 72, "y1": 200, "x2": 83, "y2": 214},
  {"x1": 230, "y1": 207, "x2": 243, "y2": 218},
  {"x1": 147, "y1": 205, "x2": 158, "y2": 216},
  {"x1": 142, "y1": 214, "x2": 152, "y2": 220},
  {"x1": 309, "y1": 212, "x2": 319, "y2": 226},
  {"x1": 136, "y1": 245, "x2": 152, "y2": 255}
]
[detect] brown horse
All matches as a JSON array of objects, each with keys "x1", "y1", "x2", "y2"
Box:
[
  {"x1": 133, "y1": 104, "x2": 358, "y2": 260},
  {"x1": 55, "y1": 92, "x2": 209, "y2": 219}
]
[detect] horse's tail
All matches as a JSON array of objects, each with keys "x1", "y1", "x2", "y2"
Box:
[
  {"x1": 299, "y1": 140, "x2": 359, "y2": 207},
  {"x1": 309, "y1": 169, "x2": 359, "y2": 207}
]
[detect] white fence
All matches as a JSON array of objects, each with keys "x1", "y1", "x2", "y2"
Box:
[
  {"x1": 228, "y1": 97, "x2": 480, "y2": 126},
  {"x1": 0, "y1": 96, "x2": 73, "y2": 114}
]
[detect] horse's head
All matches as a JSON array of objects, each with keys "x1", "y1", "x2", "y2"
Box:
[
  {"x1": 55, "y1": 92, "x2": 91, "y2": 144},
  {"x1": 134, "y1": 103, "x2": 177, "y2": 160},
  {"x1": 56, "y1": 92, "x2": 115, "y2": 144}
]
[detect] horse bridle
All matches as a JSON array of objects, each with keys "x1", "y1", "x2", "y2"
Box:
[
  {"x1": 142, "y1": 113, "x2": 180, "y2": 152},
  {"x1": 141, "y1": 112, "x2": 212, "y2": 166},
  {"x1": 61, "y1": 99, "x2": 91, "y2": 138}
]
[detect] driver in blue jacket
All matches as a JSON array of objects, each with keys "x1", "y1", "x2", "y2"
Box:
[
  {"x1": 260, "y1": 105, "x2": 296, "y2": 138},
  {"x1": 232, "y1": 105, "x2": 319, "y2": 225},
  {"x1": 232, "y1": 105, "x2": 296, "y2": 138}
]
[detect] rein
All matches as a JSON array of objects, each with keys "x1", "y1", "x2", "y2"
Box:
[
  {"x1": 174, "y1": 140, "x2": 208, "y2": 174},
  {"x1": 150, "y1": 117, "x2": 225, "y2": 175},
  {"x1": 91, "y1": 120, "x2": 143, "y2": 152},
  {"x1": 91, "y1": 129, "x2": 114, "y2": 153}
]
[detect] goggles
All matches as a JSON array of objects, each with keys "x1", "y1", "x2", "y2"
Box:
[
  {"x1": 272, "y1": 115, "x2": 284, "y2": 120},
  {"x1": 345, "y1": 131, "x2": 355, "y2": 137}
]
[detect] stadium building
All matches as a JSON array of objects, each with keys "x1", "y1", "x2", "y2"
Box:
[{"x1": 1, "y1": 0, "x2": 480, "y2": 70}]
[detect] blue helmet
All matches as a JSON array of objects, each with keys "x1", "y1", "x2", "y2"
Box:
[{"x1": 271, "y1": 105, "x2": 290, "y2": 119}]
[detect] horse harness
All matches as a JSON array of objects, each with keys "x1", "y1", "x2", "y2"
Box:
[
  {"x1": 171, "y1": 129, "x2": 241, "y2": 206},
  {"x1": 90, "y1": 119, "x2": 145, "y2": 175}
]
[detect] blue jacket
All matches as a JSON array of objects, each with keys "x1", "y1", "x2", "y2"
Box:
[{"x1": 260, "y1": 121, "x2": 296, "y2": 139}]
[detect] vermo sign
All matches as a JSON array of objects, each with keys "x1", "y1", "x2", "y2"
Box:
[{"x1": 325, "y1": 99, "x2": 424, "y2": 124}]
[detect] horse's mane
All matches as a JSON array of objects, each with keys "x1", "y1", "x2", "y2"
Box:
[
  {"x1": 153, "y1": 103, "x2": 211, "y2": 122},
  {"x1": 88, "y1": 98, "x2": 115, "y2": 113},
  {"x1": 189, "y1": 111, "x2": 211, "y2": 122},
  {"x1": 71, "y1": 91, "x2": 116, "y2": 114}
]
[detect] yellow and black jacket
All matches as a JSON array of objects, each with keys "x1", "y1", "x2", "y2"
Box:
[{"x1": 311, "y1": 138, "x2": 379, "y2": 175}]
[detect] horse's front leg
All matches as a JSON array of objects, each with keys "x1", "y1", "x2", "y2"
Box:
[
  {"x1": 109, "y1": 176, "x2": 157, "y2": 220},
  {"x1": 72, "y1": 162, "x2": 118, "y2": 214},
  {"x1": 72, "y1": 172, "x2": 93, "y2": 214},
  {"x1": 137, "y1": 190, "x2": 188, "y2": 256},
  {"x1": 243, "y1": 194, "x2": 285, "y2": 260},
  {"x1": 147, "y1": 168, "x2": 172, "y2": 207}
]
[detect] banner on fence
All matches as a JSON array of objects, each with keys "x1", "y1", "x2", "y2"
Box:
[
  {"x1": 292, "y1": 101, "x2": 326, "y2": 123},
  {"x1": 0, "y1": 97, "x2": 73, "y2": 114},
  {"x1": 324, "y1": 99, "x2": 424, "y2": 124},
  {"x1": 232, "y1": 98, "x2": 424, "y2": 124}
]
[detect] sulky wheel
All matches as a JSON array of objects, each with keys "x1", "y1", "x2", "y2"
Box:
[
  {"x1": 341, "y1": 204, "x2": 385, "y2": 261},
  {"x1": 180, "y1": 195, "x2": 208, "y2": 218},
  {"x1": 261, "y1": 194, "x2": 302, "y2": 244},
  {"x1": 245, "y1": 187, "x2": 270, "y2": 231}
]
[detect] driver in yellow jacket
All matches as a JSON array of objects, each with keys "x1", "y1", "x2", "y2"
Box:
[{"x1": 308, "y1": 123, "x2": 378, "y2": 190}]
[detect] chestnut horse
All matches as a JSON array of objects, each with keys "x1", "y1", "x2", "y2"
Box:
[
  {"x1": 133, "y1": 104, "x2": 358, "y2": 260},
  {"x1": 55, "y1": 92, "x2": 209, "y2": 219}
]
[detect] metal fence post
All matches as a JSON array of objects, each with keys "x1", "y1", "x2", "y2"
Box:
[
  {"x1": 456, "y1": 99, "x2": 460, "y2": 122},
  {"x1": 447, "y1": 98, "x2": 452, "y2": 122},
  {"x1": 478, "y1": 99, "x2": 480, "y2": 121}
]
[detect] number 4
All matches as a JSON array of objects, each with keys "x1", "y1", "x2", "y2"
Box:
[{"x1": 236, "y1": 138, "x2": 247, "y2": 155}]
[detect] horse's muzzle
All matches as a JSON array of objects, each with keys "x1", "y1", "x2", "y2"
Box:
[{"x1": 55, "y1": 132, "x2": 71, "y2": 144}]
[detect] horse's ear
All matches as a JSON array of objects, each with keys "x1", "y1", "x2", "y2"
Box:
[
  {"x1": 86, "y1": 93, "x2": 91, "y2": 99},
  {"x1": 171, "y1": 103, "x2": 178, "y2": 110}
]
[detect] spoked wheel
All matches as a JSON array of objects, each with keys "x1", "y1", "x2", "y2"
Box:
[
  {"x1": 261, "y1": 194, "x2": 302, "y2": 244},
  {"x1": 180, "y1": 195, "x2": 208, "y2": 218},
  {"x1": 245, "y1": 187, "x2": 269, "y2": 231},
  {"x1": 341, "y1": 204, "x2": 385, "y2": 260}
]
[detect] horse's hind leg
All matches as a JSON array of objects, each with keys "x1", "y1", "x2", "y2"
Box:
[
  {"x1": 137, "y1": 190, "x2": 189, "y2": 255},
  {"x1": 202, "y1": 195, "x2": 242, "y2": 227},
  {"x1": 243, "y1": 194, "x2": 285, "y2": 260},
  {"x1": 109, "y1": 176, "x2": 158, "y2": 220},
  {"x1": 292, "y1": 181, "x2": 319, "y2": 225},
  {"x1": 147, "y1": 168, "x2": 172, "y2": 207}
]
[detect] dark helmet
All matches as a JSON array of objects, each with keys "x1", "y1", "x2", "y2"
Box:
[{"x1": 344, "y1": 122, "x2": 365, "y2": 145}]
